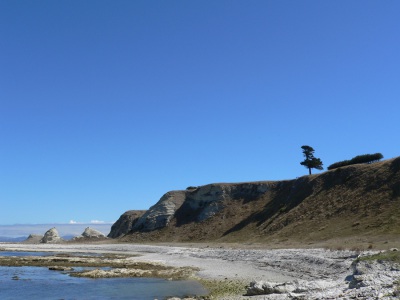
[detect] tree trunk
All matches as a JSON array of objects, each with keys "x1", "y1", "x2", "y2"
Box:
[{"x1": 308, "y1": 168, "x2": 312, "y2": 175}]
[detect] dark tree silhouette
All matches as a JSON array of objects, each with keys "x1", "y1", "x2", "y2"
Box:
[
  {"x1": 300, "y1": 145, "x2": 323, "y2": 175},
  {"x1": 327, "y1": 153, "x2": 384, "y2": 170}
]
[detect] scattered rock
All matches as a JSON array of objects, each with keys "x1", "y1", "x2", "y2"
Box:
[
  {"x1": 40, "y1": 228, "x2": 63, "y2": 243},
  {"x1": 246, "y1": 281, "x2": 297, "y2": 295},
  {"x1": 349, "y1": 259, "x2": 400, "y2": 291},
  {"x1": 247, "y1": 256, "x2": 400, "y2": 299}
]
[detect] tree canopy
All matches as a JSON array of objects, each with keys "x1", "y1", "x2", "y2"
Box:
[
  {"x1": 300, "y1": 145, "x2": 323, "y2": 175},
  {"x1": 327, "y1": 153, "x2": 384, "y2": 170}
]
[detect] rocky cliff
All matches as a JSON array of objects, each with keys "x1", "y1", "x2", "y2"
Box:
[
  {"x1": 133, "y1": 190, "x2": 186, "y2": 231},
  {"x1": 109, "y1": 183, "x2": 271, "y2": 238},
  {"x1": 111, "y1": 157, "x2": 400, "y2": 244},
  {"x1": 108, "y1": 210, "x2": 146, "y2": 238}
]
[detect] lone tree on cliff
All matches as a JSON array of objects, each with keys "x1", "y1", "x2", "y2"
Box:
[{"x1": 300, "y1": 145, "x2": 323, "y2": 175}]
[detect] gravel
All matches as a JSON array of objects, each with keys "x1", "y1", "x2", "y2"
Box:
[{"x1": 2, "y1": 243, "x2": 399, "y2": 299}]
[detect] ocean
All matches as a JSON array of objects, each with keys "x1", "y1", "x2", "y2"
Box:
[
  {"x1": 0, "y1": 252, "x2": 208, "y2": 300},
  {"x1": 0, "y1": 223, "x2": 114, "y2": 241}
]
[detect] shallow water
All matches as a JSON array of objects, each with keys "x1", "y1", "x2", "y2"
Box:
[
  {"x1": 0, "y1": 252, "x2": 208, "y2": 300},
  {"x1": 0, "y1": 251, "x2": 55, "y2": 257},
  {"x1": 0, "y1": 251, "x2": 103, "y2": 257}
]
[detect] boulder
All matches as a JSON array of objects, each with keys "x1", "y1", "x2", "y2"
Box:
[
  {"x1": 246, "y1": 281, "x2": 296, "y2": 296},
  {"x1": 246, "y1": 279, "x2": 337, "y2": 297},
  {"x1": 40, "y1": 228, "x2": 63, "y2": 243}
]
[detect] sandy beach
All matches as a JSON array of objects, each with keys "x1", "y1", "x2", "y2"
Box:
[{"x1": 1, "y1": 243, "x2": 399, "y2": 299}]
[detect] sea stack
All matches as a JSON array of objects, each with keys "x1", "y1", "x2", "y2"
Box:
[
  {"x1": 81, "y1": 227, "x2": 105, "y2": 238},
  {"x1": 73, "y1": 227, "x2": 106, "y2": 240},
  {"x1": 40, "y1": 227, "x2": 63, "y2": 243}
]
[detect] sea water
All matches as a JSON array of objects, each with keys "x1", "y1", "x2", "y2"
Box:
[{"x1": 0, "y1": 253, "x2": 208, "y2": 300}]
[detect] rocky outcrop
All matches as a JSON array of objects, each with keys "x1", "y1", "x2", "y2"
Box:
[
  {"x1": 108, "y1": 210, "x2": 146, "y2": 238},
  {"x1": 246, "y1": 280, "x2": 338, "y2": 298},
  {"x1": 24, "y1": 234, "x2": 43, "y2": 244},
  {"x1": 117, "y1": 182, "x2": 271, "y2": 235},
  {"x1": 133, "y1": 191, "x2": 186, "y2": 231},
  {"x1": 40, "y1": 228, "x2": 62, "y2": 243},
  {"x1": 82, "y1": 227, "x2": 105, "y2": 238},
  {"x1": 246, "y1": 253, "x2": 400, "y2": 299},
  {"x1": 349, "y1": 256, "x2": 400, "y2": 291},
  {"x1": 73, "y1": 227, "x2": 106, "y2": 240},
  {"x1": 180, "y1": 182, "x2": 270, "y2": 222}
]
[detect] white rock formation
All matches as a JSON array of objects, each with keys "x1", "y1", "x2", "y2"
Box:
[
  {"x1": 246, "y1": 254, "x2": 400, "y2": 299},
  {"x1": 73, "y1": 227, "x2": 106, "y2": 240},
  {"x1": 40, "y1": 227, "x2": 62, "y2": 243},
  {"x1": 184, "y1": 182, "x2": 271, "y2": 222},
  {"x1": 129, "y1": 182, "x2": 272, "y2": 232},
  {"x1": 133, "y1": 190, "x2": 186, "y2": 231},
  {"x1": 81, "y1": 227, "x2": 105, "y2": 238}
]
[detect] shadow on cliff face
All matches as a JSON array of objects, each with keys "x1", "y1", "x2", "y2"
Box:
[
  {"x1": 222, "y1": 176, "x2": 314, "y2": 237},
  {"x1": 114, "y1": 157, "x2": 400, "y2": 243},
  {"x1": 390, "y1": 157, "x2": 400, "y2": 198},
  {"x1": 174, "y1": 183, "x2": 272, "y2": 227},
  {"x1": 174, "y1": 201, "x2": 204, "y2": 227}
]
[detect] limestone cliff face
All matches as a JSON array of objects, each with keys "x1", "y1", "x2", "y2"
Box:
[
  {"x1": 108, "y1": 210, "x2": 146, "y2": 238},
  {"x1": 111, "y1": 182, "x2": 272, "y2": 236},
  {"x1": 133, "y1": 191, "x2": 186, "y2": 231},
  {"x1": 112, "y1": 157, "x2": 400, "y2": 243},
  {"x1": 180, "y1": 182, "x2": 271, "y2": 222}
]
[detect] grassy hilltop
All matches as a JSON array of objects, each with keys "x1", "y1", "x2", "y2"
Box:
[{"x1": 120, "y1": 157, "x2": 400, "y2": 249}]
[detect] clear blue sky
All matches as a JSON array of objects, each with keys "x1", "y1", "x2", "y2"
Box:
[{"x1": 1, "y1": 1, "x2": 399, "y2": 225}]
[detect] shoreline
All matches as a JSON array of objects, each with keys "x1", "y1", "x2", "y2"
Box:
[
  {"x1": 1, "y1": 243, "x2": 399, "y2": 299},
  {"x1": 0, "y1": 243, "x2": 296, "y2": 282}
]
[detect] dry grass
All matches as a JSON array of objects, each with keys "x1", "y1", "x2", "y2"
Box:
[{"x1": 121, "y1": 157, "x2": 400, "y2": 249}]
